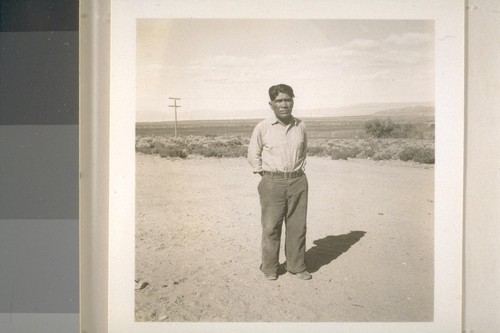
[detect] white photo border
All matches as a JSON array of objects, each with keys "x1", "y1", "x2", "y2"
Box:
[{"x1": 108, "y1": 1, "x2": 464, "y2": 332}]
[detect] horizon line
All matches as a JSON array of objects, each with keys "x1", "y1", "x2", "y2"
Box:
[
  {"x1": 137, "y1": 100, "x2": 435, "y2": 114},
  {"x1": 136, "y1": 113, "x2": 436, "y2": 124}
]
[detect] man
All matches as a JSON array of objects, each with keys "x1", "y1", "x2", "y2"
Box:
[{"x1": 247, "y1": 84, "x2": 311, "y2": 281}]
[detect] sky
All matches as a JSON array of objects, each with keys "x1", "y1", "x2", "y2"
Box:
[{"x1": 136, "y1": 19, "x2": 434, "y2": 122}]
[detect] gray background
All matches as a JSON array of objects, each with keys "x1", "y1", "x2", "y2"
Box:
[
  {"x1": 1, "y1": 0, "x2": 500, "y2": 332},
  {"x1": 0, "y1": 0, "x2": 79, "y2": 331}
]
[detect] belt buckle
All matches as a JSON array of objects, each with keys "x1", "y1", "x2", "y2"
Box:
[{"x1": 283, "y1": 171, "x2": 292, "y2": 179}]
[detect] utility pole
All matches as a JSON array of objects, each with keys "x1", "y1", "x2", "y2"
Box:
[{"x1": 168, "y1": 97, "x2": 181, "y2": 137}]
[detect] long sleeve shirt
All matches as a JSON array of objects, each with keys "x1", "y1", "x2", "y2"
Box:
[{"x1": 247, "y1": 116, "x2": 307, "y2": 173}]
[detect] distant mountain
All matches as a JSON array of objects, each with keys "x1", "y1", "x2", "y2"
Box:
[
  {"x1": 137, "y1": 102, "x2": 435, "y2": 122},
  {"x1": 369, "y1": 105, "x2": 435, "y2": 117},
  {"x1": 294, "y1": 102, "x2": 434, "y2": 118}
]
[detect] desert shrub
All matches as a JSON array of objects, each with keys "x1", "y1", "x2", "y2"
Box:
[
  {"x1": 135, "y1": 135, "x2": 435, "y2": 164},
  {"x1": 356, "y1": 148, "x2": 375, "y2": 159},
  {"x1": 329, "y1": 146, "x2": 362, "y2": 160},
  {"x1": 135, "y1": 135, "x2": 187, "y2": 158},
  {"x1": 155, "y1": 144, "x2": 188, "y2": 159},
  {"x1": 136, "y1": 136, "x2": 167, "y2": 155},
  {"x1": 307, "y1": 146, "x2": 329, "y2": 157},
  {"x1": 191, "y1": 145, "x2": 247, "y2": 158},
  {"x1": 373, "y1": 151, "x2": 394, "y2": 161},
  {"x1": 365, "y1": 119, "x2": 427, "y2": 139},
  {"x1": 364, "y1": 118, "x2": 396, "y2": 138},
  {"x1": 184, "y1": 135, "x2": 248, "y2": 158},
  {"x1": 390, "y1": 123, "x2": 425, "y2": 139},
  {"x1": 307, "y1": 137, "x2": 435, "y2": 164},
  {"x1": 398, "y1": 146, "x2": 435, "y2": 164},
  {"x1": 136, "y1": 135, "x2": 249, "y2": 159}
]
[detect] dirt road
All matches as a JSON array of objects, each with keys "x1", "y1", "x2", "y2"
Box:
[{"x1": 135, "y1": 154, "x2": 434, "y2": 322}]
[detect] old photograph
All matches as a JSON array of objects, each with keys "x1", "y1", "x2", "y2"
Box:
[
  {"x1": 134, "y1": 18, "x2": 435, "y2": 322},
  {"x1": 107, "y1": 1, "x2": 464, "y2": 332}
]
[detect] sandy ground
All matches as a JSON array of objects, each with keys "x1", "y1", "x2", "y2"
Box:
[{"x1": 135, "y1": 153, "x2": 434, "y2": 322}]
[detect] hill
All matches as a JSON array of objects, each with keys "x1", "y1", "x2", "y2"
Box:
[
  {"x1": 370, "y1": 106, "x2": 435, "y2": 117},
  {"x1": 137, "y1": 102, "x2": 435, "y2": 121},
  {"x1": 295, "y1": 102, "x2": 433, "y2": 118}
]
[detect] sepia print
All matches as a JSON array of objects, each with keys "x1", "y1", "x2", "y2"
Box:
[
  {"x1": 108, "y1": 1, "x2": 464, "y2": 332},
  {"x1": 135, "y1": 18, "x2": 435, "y2": 322}
]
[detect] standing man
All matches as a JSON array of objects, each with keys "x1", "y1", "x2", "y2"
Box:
[{"x1": 247, "y1": 84, "x2": 311, "y2": 281}]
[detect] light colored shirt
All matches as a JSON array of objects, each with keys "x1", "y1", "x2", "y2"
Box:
[{"x1": 247, "y1": 116, "x2": 307, "y2": 173}]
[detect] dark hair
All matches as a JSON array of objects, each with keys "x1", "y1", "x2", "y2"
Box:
[{"x1": 268, "y1": 84, "x2": 295, "y2": 101}]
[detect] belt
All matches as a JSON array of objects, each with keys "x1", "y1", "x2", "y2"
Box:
[{"x1": 263, "y1": 170, "x2": 304, "y2": 179}]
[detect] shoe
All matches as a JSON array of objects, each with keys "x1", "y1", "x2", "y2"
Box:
[
  {"x1": 264, "y1": 273, "x2": 278, "y2": 280},
  {"x1": 294, "y1": 271, "x2": 312, "y2": 280}
]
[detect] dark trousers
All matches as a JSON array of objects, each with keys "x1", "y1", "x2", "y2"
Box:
[{"x1": 258, "y1": 174, "x2": 308, "y2": 275}]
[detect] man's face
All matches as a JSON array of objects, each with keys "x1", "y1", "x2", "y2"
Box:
[{"x1": 269, "y1": 92, "x2": 294, "y2": 123}]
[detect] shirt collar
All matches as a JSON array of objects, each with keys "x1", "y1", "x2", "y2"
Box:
[{"x1": 268, "y1": 115, "x2": 299, "y2": 126}]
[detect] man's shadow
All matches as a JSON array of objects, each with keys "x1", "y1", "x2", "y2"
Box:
[{"x1": 278, "y1": 231, "x2": 366, "y2": 275}]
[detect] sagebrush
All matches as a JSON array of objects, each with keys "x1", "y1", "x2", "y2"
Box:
[{"x1": 136, "y1": 135, "x2": 435, "y2": 164}]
